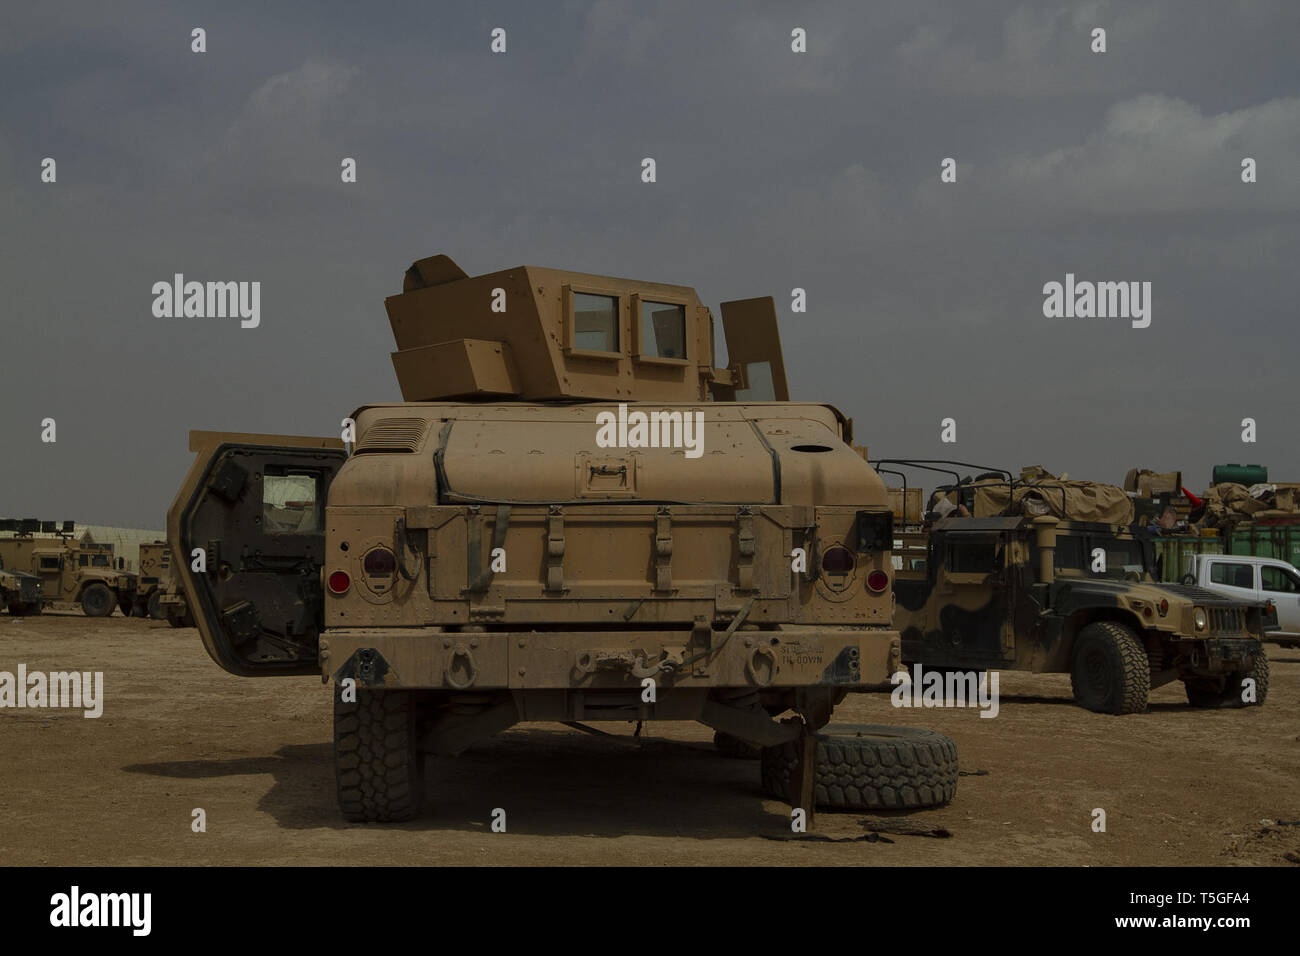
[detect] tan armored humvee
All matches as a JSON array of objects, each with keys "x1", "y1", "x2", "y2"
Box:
[
  {"x1": 0, "y1": 521, "x2": 138, "y2": 616},
  {"x1": 136, "y1": 541, "x2": 172, "y2": 618},
  {"x1": 170, "y1": 255, "x2": 957, "y2": 821},
  {"x1": 0, "y1": 553, "x2": 43, "y2": 615}
]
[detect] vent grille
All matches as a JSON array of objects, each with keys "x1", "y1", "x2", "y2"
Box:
[{"x1": 355, "y1": 418, "x2": 428, "y2": 454}]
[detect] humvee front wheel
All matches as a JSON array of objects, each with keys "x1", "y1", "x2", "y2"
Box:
[
  {"x1": 80, "y1": 583, "x2": 114, "y2": 618},
  {"x1": 1070, "y1": 621, "x2": 1149, "y2": 714},
  {"x1": 334, "y1": 689, "x2": 425, "y2": 822},
  {"x1": 1184, "y1": 648, "x2": 1269, "y2": 708},
  {"x1": 760, "y1": 725, "x2": 958, "y2": 810}
]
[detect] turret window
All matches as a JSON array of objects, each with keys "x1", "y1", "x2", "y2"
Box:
[
  {"x1": 573, "y1": 293, "x2": 619, "y2": 353},
  {"x1": 639, "y1": 301, "x2": 686, "y2": 359}
]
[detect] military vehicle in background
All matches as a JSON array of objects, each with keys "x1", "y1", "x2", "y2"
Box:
[
  {"x1": 879, "y1": 462, "x2": 1270, "y2": 713},
  {"x1": 157, "y1": 579, "x2": 195, "y2": 628},
  {"x1": 1, "y1": 552, "x2": 43, "y2": 615},
  {"x1": 137, "y1": 541, "x2": 196, "y2": 625},
  {"x1": 0, "y1": 520, "x2": 139, "y2": 616},
  {"x1": 137, "y1": 540, "x2": 175, "y2": 619},
  {"x1": 170, "y1": 254, "x2": 958, "y2": 822},
  {"x1": 1129, "y1": 464, "x2": 1300, "y2": 582}
]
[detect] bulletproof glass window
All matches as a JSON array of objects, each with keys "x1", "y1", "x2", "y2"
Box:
[
  {"x1": 735, "y1": 361, "x2": 775, "y2": 402},
  {"x1": 947, "y1": 538, "x2": 998, "y2": 574},
  {"x1": 1261, "y1": 566, "x2": 1300, "y2": 593},
  {"x1": 79, "y1": 554, "x2": 89, "y2": 567},
  {"x1": 1054, "y1": 535, "x2": 1085, "y2": 570},
  {"x1": 639, "y1": 301, "x2": 686, "y2": 359},
  {"x1": 91, "y1": 555, "x2": 109, "y2": 567},
  {"x1": 263, "y1": 472, "x2": 321, "y2": 534},
  {"x1": 1210, "y1": 562, "x2": 1254, "y2": 588},
  {"x1": 39, "y1": 557, "x2": 61, "y2": 570},
  {"x1": 1094, "y1": 538, "x2": 1146, "y2": 578},
  {"x1": 573, "y1": 293, "x2": 619, "y2": 353}
]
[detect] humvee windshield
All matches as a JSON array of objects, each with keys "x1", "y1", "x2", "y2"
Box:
[{"x1": 1054, "y1": 532, "x2": 1148, "y2": 579}]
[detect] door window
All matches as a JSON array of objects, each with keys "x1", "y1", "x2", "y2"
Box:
[
  {"x1": 263, "y1": 472, "x2": 321, "y2": 533},
  {"x1": 948, "y1": 539, "x2": 998, "y2": 574},
  {"x1": 1261, "y1": 566, "x2": 1300, "y2": 593},
  {"x1": 1209, "y1": 562, "x2": 1255, "y2": 589}
]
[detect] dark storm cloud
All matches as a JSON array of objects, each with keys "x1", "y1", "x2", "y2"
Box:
[{"x1": 1, "y1": 1, "x2": 1297, "y2": 526}]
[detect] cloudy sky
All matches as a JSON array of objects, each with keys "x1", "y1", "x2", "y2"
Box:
[{"x1": 2, "y1": 1, "x2": 1297, "y2": 528}]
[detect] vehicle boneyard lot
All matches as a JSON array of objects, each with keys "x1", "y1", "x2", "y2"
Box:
[{"x1": 2, "y1": 612, "x2": 1297, "y2": 867}]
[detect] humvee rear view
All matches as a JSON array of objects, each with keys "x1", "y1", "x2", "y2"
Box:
[{"x1": 170, "y1": 256, "x2": 957, "y2": 821}]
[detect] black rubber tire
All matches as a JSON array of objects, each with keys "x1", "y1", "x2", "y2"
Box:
[
  {"x1": 147, "y1": 590, "x2": 163, "y2": 620},
  {"x1": 1069, "y1": 621, "x2": 1150, "y2": 714},
  {"x1": 118, "y1": 597, "x2": 134, "y2": 617},
  {"x1": 80, "y1": 583, "x2": 114, "y2": 618},
  {"x1": 760, "y1": 724, "x2": 958, "y2": 810},
  {"x1": 1184, "y1": 647, "x2": 1269, "y2": 708},
  {"x1": 335, "y1": 689, "x2": 425, "y2": 822},
  {"x1": 714, "y1": 730, "x2": 762, "y2": 760}
]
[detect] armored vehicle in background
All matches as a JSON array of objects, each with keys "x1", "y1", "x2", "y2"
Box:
[
  {"x1": 136, "y1": 540, "x2": 176, "y2": 619},
  {"x1": 171, "y1": 255, "x2": 957, "y2": 821},
  {"x1": 882, "y1": 462, "x2": 1270, "y2": 714},
  {"x1": 0, "y1": 552, "x2": 43, "y2": 615},
  {"x1": 157, "y1": 580, "x2": 195, "y2": 628},
  {"x1": 0, "y1": 520, "x2": 139, "y2": 616}
]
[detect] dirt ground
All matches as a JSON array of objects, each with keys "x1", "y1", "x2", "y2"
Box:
[{"x1": 1, "y1": 610, "x2": 1297, "y2": 867}]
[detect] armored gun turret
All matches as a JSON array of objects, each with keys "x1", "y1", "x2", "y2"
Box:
[{"x1": 385, "y1": 253, "x2": 789, "y2": 404}]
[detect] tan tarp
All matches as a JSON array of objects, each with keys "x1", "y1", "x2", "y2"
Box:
[
  {"x1": 1123, "y1": 468, "x2": 1182, "y2": 496},
  {"x1": 1199, "y1": 482, "x2": 1300, "y2": 526},
  {"x1": 931, "y1": 474, "x2": 1134, "y2": 524},
  {"x1": 973, "y1": 480, "x2": 1133, "y2": 524}
]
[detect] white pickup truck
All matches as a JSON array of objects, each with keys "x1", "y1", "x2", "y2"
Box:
[{"x1": 1183, "y1": 554, "x2": 1300, "y2": 647}]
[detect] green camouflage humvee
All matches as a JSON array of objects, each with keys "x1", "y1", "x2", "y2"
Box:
[{"x1": 885, "y1": 463, "x2": 1270, "y2": 714}]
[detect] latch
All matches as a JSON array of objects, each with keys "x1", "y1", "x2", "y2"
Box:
[
  {"x1": 464, "y1": 504, "x2": 511, "y2": 593},
  {"x1": 546, "y1": 505, "x2": 565, "y2": 592},
  {"x1": 654, "y1": 506, "x2": 673, "y2": 592},
  {"x1": 737, "y1": 507, "x2": 756, "y2": 591}
]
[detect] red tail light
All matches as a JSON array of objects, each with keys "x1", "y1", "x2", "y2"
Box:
[
  {"x1": 328, "y1": 570, "x2": 351, "y2": 594},
  {"x1": 866, "y1": 570, "x2": 889, "y2": 592}
]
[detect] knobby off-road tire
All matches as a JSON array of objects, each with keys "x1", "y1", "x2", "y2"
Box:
[
  {"x1": 714, "y1": 731, "x2": 762, "y2": 760},
  {"x1": 335, "y1": 689, "x2": 425, "y2": 822},
  {"x1": 1070, "y1": 621, "x2": 1150, "y2": 714},
  {"x1": 147, "y1": 590, "x2": 163, "y2": 620},
  {"x1": 760, "y1": 725, "x2": 959, "y2": 810},
  {"x1": 1184, "y1": 647, "x2": 1269, "y2": 708},
  {"x1": 80, "y1": 583, "x2": 114, "y2": 618}
]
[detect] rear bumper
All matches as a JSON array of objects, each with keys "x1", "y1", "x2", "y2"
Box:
[{"x1": 321, "y1": 625, "x2": 901, "y2": 691}]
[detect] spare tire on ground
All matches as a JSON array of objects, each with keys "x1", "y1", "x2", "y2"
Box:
[{"x1": 760, "y1": 724, "x2": 958, "y2": 810}]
